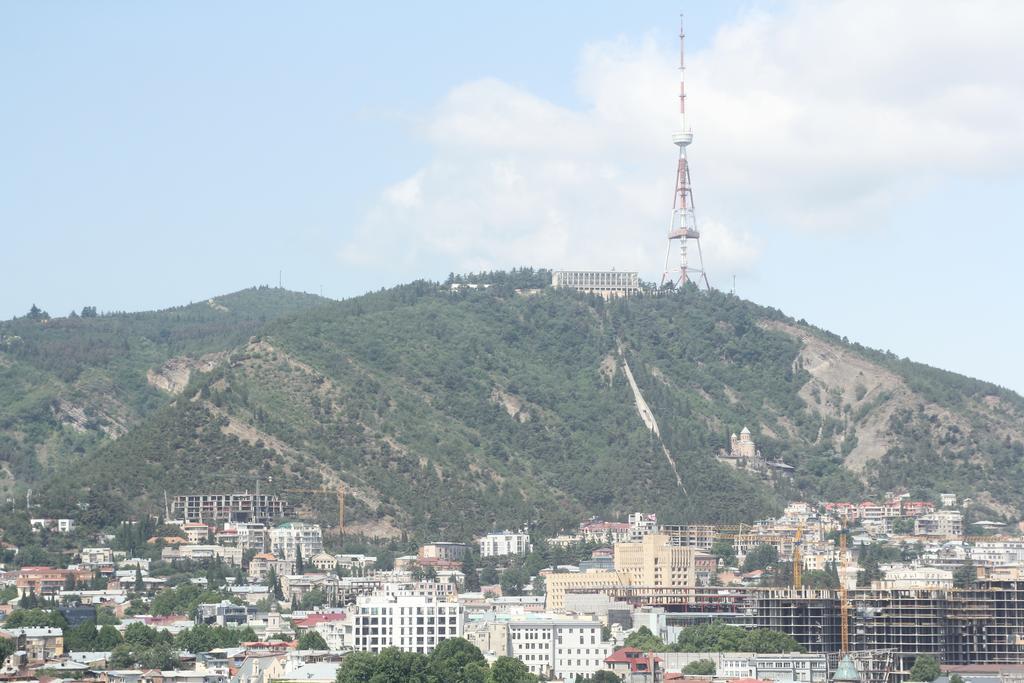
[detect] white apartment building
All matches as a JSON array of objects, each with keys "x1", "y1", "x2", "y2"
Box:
[
  {"x1": 221, "y1": 522, "x2": 268, "y2": 552},
  {"x1": 718, "y1": 652, "x2": 830, "y2": 683},
  {"x1": 874, "y1": 566, "x2": 953, "y2": 590},
  {"x1": 163, "y1": 545, "x2": 243, "y2": 567},
  {"x1": 628, "y1": 513, "x2": 659, "y2": 541},
  {"x1": 352, "y1": 592, "x2": 463, "y2": 654},
  {"x1": 480, "y1": 531, "x2": 532, "y2": 558},
  {"x1": 269, "y1": 522, "x2": 324, "y2": 561},
  {"x1": 507, "y1": 618, "x2": 611, "y2": 681},
  {"x1": 915, "y1": 511, "x2": 964, "y2": 537},
  {"x1": 970, "y1": 541, "x2": 1024, "y2": 567},
  {"x1": 79, "y1": 548, "x2": 114, "y2": 565}
]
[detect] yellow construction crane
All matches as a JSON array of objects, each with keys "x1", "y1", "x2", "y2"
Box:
[
  {"x1": 792, "y1": 524, "x2": 804, "y2": 589},
  {"x1": 839, "y1": 530, "x2": 850, "y2": 653},
  {"x1": 284, "y1": 483, "x2": 346, "y2": 534}
]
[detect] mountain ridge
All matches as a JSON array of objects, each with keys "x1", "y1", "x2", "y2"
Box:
[{"x1": 3, "y1": 274, "x2": 1021, "y2": 540}]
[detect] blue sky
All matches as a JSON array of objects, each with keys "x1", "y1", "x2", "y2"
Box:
[{"x1": 2, "y1": 1, "x2": 1023, "y2": 393}]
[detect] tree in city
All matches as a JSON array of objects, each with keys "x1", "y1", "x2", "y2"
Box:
[
  {"x1": 487, "y1": 656, "x2": 539, "y2": 683},
  {"x1": 499, "y1": 568, "x2": 525, "y2": 597},
  {"x1": 96, "y1": 624, "x2": 123, "y2": 649},
  {"x1": 0, "y1": 636, "x2": 16, "y2": 666},
  {"x1": 427, "y1": 638, "x2": 487, "y2": 683},
  {"x1": 297, "y1": 630, "x2": 328, "y2": 650},
  {"x1": 742, "y1": 545, "x2": 779, "y2": 572},
  {"x1": 588, "y1": 672, "x2": 620, "y2": 683},
  {"x1": 623, "y1": 626, "x2": 668, "y2": 651},
  {"x1": 295, "y1": 546, "x2": 304, "y2": 575},
  {"x1": 801, "y1": 569, "x2": 839, "y2": 589},
  {"x1": 682, "y1": 659, "x2": 717, "y2": 675},
  {"x1": 953, "y1": 562, "x2": 976, "y2": 589},
  {"x1": 710, "y1": 539, "x2": 737, "y2": 567},
  {"x1": 908, "y1": 655, "x2": 941, "y2": 682}
]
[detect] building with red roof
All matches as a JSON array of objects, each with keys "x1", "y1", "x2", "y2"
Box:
[{"x1": 604, "y1": 647, "x2": 663, "y2": 679}]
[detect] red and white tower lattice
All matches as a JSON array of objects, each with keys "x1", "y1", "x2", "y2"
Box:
[{"x1": 661, "y1": 17, "x2": 710, "y2": 290}]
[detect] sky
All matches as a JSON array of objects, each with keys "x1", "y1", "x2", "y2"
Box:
[{"x1": 2, "y1": 1, "x2": 1023, "y2": 393}]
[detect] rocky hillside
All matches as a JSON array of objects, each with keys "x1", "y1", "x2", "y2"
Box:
[
  {"x1": 0, "y1": 287, "x2": 328, "y2": 494},
  {"x1": 8, "y1": 275, "x2": 1024, "y2": 539}
]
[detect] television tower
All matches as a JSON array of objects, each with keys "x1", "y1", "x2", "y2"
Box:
[{"x1": 661, "y1": 17, "x2": 710, "y2": 290}]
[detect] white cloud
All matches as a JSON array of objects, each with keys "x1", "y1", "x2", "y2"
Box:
[{"x1": 341, "y1": 0, "x2": 1024, "y2": 283}]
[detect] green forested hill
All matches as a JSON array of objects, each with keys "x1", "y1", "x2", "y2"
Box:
[
  {"x1": 0, "y1": 287, "x2": 328, "y2": 490},
  {"x1": 15, "y1": 274, "x2": 1024, "y2": 541}
]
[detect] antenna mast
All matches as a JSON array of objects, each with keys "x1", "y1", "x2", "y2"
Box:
[{"x1": 661, "y1": 16, "x2": 710, "y2": 291}]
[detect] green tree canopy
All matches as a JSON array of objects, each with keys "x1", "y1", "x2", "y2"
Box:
[
  {"x1": 487, "y1": 656, "x2": 538, "y2": 683},
  {"x1": 742, "y1": 545, "x2": 780, "y2": 572},
  {"x1": 682, "y1": 659, "x2": 717, "y2": 675},
  {"x1": 427, "y1": 638, "x2": 487, "y2": 683},
  {"x1": 908, "y1": 655, "x2": 940, "y2": 682},
  {"x1": 298, "y1": 631, "x2": 329, "y2": 651}
]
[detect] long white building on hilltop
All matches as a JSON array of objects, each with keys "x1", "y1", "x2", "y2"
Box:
[{"x1": 551, "y1": 270, "x2": 640, "y2": 298}]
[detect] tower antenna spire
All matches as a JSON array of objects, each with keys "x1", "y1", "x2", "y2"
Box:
[{"x1": 661, "y1": 15, "x2": 710, "y2": 291}]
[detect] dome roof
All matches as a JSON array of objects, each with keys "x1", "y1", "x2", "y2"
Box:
[
  {"x1": 832, "y1": 655, "x2": 861, "y2": 683},
  {"x1": 740, "y1": 426, "x2": 751, "y2": 435}
]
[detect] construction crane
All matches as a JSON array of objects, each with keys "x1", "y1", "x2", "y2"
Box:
[
  {"x1": 792, "y1": 523, "x2": 805, "y2": 589},
  {"x1": 284, "y1": 483, "x2": 345, "y2": 534},
  {"x1": 839, "y1": 530, "x2": 850, "y2": 653}
]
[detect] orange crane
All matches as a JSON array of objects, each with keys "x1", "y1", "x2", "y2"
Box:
[
  {"x1": 285, "y1": 483, "x2": 346, "y2": 534},
  {"x1": 792, "y1": 524, "x2": 805, "y2": 589}
]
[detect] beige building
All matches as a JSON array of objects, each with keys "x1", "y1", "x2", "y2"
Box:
[
  {"x1": 545, "y1": 570, "x2": 631, "y2": 612},
  {"x1": 614, "y1": 533, "x2": 698, "y2": 589}
]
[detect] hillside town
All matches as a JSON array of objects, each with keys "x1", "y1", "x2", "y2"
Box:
[{"x1": 3, "y1": 481, "x2": 1024, "y2": 683}]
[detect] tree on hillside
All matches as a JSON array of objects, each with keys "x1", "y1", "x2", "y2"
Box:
[{"x1": 908, "y1": 655, "x2": 940, "y2": 682}]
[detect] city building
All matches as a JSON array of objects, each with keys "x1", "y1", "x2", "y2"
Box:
[
  {"x1": 79, "y1": 547, "x2": 114, "y2": 566},
  {"x1": 545, "y1": 570, "x2": 631, "y2": 612},
  {"x1": 418, "y1": 542, "x2": 469, "y2": 563},
  {"x1": 915, "y1": 511, "x2": 964, "y2": 537},
  {"x1": 479, "y1": 531, "x2": 532, "y2": 558},
  {"x1": 269, "y1": 522, "x2": 324, "y2": 562},
  {"x1": 221, "y1": 522, "x2": 268, "y2": 552},
  {"x1": 29, "y1": 518, "x2": 76, "y2": 534},
  {"x1": 506, "y1": 617, "x2": 611, "y2": 680},
  {"x1": 614, "y1": 533, "x2": 698, "y2": 589},
  {"x1": 162, "y1": 545, "x2": 243, "y2": 567},
  {"x1": 0, "y1": 627, "x2": 64, "y2": 663},
  {"x1": 197, "y1": 600, "x2": 256, "y2": 626},
  {"x1": 551, "y1": 270, "x2": 640, "y2": 298},
  {"x1": 352, "y1": 592, "x2": 463, "y2": 654},
  {"x1": 628, "y1": 513, "x2": 659, "y2": 542},
  {"x1": 170, "y1": 493, "x2": 291, "y2": 525}
]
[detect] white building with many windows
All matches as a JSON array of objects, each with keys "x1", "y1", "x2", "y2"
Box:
[
  {"x1": 506, "y1": 617, "x2": 611, "y2": 681},
  {"x1": 480, "y1": 531, "x2": 532, "y2": 558},
  {"x1": 352, "y1": 592, "x2": 464, "y2": 654},
  {"x1": 269, "y1": 522, "x2": 324, "y2": 562}
]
